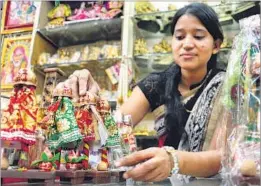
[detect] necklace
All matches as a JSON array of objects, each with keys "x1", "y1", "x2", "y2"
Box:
[{"x1": 185, "y1": 108, "x2": 192, "y2": 113}]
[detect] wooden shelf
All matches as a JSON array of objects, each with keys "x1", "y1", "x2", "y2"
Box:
[{"x1": 1, "y1": 169, "x2": 56, "y2": 186}]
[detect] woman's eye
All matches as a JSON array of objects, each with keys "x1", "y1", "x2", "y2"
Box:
[
  {"x1": 175, "y1": 36, "x2": 184, "y2": 40},
  {"x1": 194, "y1": 36, "x2": 204, "y2": 40}
]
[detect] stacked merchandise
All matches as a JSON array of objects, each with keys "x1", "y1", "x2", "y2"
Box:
[
  {"x1": 46, "y1": 1, "x2": 123, "y2": 28},
  {"x1": 37, "y1": 42, "x2": 121, "y2": 66},
  {"x1": 219, "y1": 15, "x2": 260, "y2": 186},
  {"x1": 1, "y1": 68, "x2": 137, "y2": 184}
]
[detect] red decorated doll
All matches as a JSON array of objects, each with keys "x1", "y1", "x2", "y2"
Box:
[{"x1": 1, "y1": 68, "x2": 38, "y2": 168}]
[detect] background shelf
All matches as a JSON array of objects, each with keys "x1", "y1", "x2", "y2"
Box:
[
  {"x1": 134, "y1": 9, "x2": 177, "y2": 19},
  {"x1": 38, "y1": 18, "x2": 123, "y2": 48},
  {"x1": 34, "y1": 58, "x2": 121, "y2": 77}
]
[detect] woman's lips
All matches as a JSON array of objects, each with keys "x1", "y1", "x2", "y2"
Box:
[{"x1": 181, "y1": 54, "x2": 196, "y2": 60}]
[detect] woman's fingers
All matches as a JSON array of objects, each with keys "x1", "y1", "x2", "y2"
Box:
[
  {"x1": 115, "y1": 147, "x2": 157, "y2": 167},
  {"x1": 124, "y1": 157, "x2": 161, "y2": 180},
  {"x1": 149, "y1": 172, "x2": 166, "y2": 182},
  {"x1": 88, "y1": 81, "x2": 100, "y2": 95},
  {"x1": 71, "y1": 69, "x2": 100, "y2": 96},
  {"x1": 78, "y1": 70, "x2": 89, "y2": 96},
  {"x1": 142, "y1": 167, "x2": 166, "y2": 182},
  {"x1": 68, "y1": 75, "x2": 79, "y2": 101},
  {"x1": 118, "y1": 147, "x2": 172, "y2": 182},
  {"x1": 134, "y1": 167, "x2": 161, "y2": 181}
]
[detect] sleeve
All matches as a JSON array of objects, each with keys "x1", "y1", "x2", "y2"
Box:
[{"x1": 136, "y1": 73, "x2": 164, "y2": 111}]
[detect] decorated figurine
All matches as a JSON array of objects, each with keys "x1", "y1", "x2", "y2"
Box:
[
  {"x1": 40, "y1": 82, "x2": 82, "y2": 150},
  {"x1": 104, "y1": 114, "x2": 121, "y2": 147},
  {"x1": 46, "y1": 17, "x2": 65, "y2": 28},
  {"x1": 1, "y1": 68, "x2": 38, "y2": 168},
  {"x1": 31, "y1": 146, "x2": 60, "y2": 171},
  {"x1": 75, "y1": 93, "x2": 96, "y2": 142},
  {"x1": 102, "y1": 1, "x2": 123, "y2": 19},
  {"x1": 48, "y1": 4, "x2": 71, "y2": 19},
  {"x1": 85, "y1": 3, "x2": 103, "y2": 19},
  {"x1": 97, "y1": 98, "x2": 110, "y2": 121},
  {"x1": 46, "y1": 3, "x2": 71, "y2": 28},
  {"x1": 105, "y1": 1, "x2": 123, "y2": 10},
  {"x1": 65, "y1": 149, "x2": 87, "y2": 170},
  {"x1": 67, "y1": 2, "x2": 89, "y2": 21}
]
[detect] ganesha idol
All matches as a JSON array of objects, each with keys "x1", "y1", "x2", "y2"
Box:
[{"x1": 1, "y1": 68, "x2": 38, "y2": 168}]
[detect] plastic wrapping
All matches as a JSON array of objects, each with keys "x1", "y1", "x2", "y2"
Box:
[
  {"x1": 218, "y1": 15, "x2": 260, "y2": 186},
  {"x1": 113, "y1": 113, "x2": 137, "y2": 158}
]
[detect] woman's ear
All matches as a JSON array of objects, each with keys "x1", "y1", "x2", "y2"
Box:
[{"x1": 212, "y1": 39, "x2": 222, "y2": 54}]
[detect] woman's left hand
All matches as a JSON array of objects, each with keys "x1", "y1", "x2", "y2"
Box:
[{"x1": 115, "y1": 147, "x2": 173, "y2": 182}]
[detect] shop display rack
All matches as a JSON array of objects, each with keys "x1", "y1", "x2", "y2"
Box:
[
  {"x1": 37, "y1": 18, "x2": 122, "y2": 48},
  {"x1": 34, "y1": 57, "x2": 122, "y2": 77}
]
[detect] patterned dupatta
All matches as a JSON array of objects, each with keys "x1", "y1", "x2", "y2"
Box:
[
  {"x1": 178, "y1": 71, "x2": 225, "y2": 152},
  {"x1": 171, "y1": 71, "x2": 225, "y2": 183},
  {"x1": 169, "y1": 71, "x2": 225, "y2": 183}
]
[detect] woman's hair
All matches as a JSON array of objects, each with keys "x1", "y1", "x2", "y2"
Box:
[
  {"x1": 171, "y1": 2, "x2": 224, "y2": 70},
  {"x1": 163, "y1": 3, "x2": 224, "y2": 147}
]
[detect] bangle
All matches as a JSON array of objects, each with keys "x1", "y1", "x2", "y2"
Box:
[{"x1": 163, "y1": 146, "x2": 180, "y2": 175}]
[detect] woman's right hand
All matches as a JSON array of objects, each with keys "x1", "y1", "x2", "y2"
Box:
[
  {"x1": 115, "y1": 147, "x2": 174, "y2": 182},
  {"x1": 63, "y1": 69, "x2": 100, "y2": 102}
]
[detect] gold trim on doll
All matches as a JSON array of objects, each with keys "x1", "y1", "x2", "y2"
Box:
[
  {"x1": 85, "y1": 91, "x2": 97, "y2": 105},
  {"x1": 56, "y1": 119, "x2": 70, "y2": 132},
  {"x1": 53, "y1": 82, "x2": 72, "y2": 98},
  {"x1": 97, "y1": 98, "x2": 110, "y2": 113},
  {"x1": 13, "y1": 68, "x2": 37, "y2": 87}
]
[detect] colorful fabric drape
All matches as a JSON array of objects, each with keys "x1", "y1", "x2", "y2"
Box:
[
  {"x1": 1, "y1": 85, "x2": 38, "y2": 145},
  {"x1": 47, "y1": 97, "x2": 82, "y2": 150},
  {"x1": 75, "y1": 105, "x2": 95, "y2": 142}
]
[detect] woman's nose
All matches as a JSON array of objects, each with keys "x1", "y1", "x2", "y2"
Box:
[{"x1": 183, "y1": 37, "x2": 194, "y2": 49}]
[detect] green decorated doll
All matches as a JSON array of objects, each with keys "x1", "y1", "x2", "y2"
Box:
[{"x1": 40, "y1": 82, "x2": 82, "y2": 150}]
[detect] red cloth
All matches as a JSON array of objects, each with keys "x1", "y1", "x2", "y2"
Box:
[
  {"x1": 158, "y1": 134, "x2": 167, "y2": 147},
  {"x1": 2, "y1": 178, "x2": 27, "y2": 184},
  {"x1": 1, "y1": 86, "x2": 38, "y2": 146}
]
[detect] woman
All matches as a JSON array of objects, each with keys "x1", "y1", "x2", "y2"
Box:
[{"x1": 65, "y1": 2, "x2": 225, "y2": 182}]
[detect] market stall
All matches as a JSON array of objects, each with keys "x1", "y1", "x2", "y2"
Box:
[{"x1": 0, "y1": 1, "x2": 260, "y2": 185}]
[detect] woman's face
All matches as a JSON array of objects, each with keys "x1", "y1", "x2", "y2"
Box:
[{"x1": 172, "y1": 14, "x2": 219, "y2": 72}]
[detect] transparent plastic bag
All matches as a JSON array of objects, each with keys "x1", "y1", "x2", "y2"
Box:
[{"x1": 218, "y1": 15, "x2": 260, "y2": 186}]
